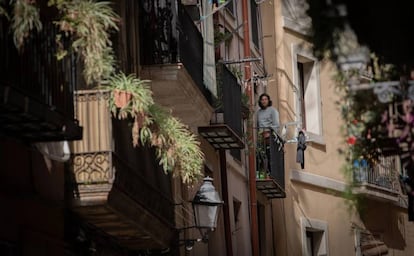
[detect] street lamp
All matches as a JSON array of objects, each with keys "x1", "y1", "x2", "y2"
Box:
[
  {"x1": 180, "y1": 176, "x2": 223, "y2": 250},
  {"x1": 192, "y1": 176, "x2": 223, "y2": 230}
]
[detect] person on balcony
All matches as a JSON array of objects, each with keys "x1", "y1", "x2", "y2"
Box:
[
  {"x1": 256, "y1": 93, "x2": 281, "y2": 177},
  {"x1": 257, "y1": 93, "x2": 280, "y2": 137}
]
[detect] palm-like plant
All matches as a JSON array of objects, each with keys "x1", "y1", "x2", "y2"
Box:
[
  {"x1": 105, "y1": 72, "x2": 203, "y2": 184},
  {"x1": 147, "y1": 105, "x2": 204, "y2": 183},
  {"x1": 7, "y1": 0, "x2": 204, "y2": 184},
  {"x1": 52, "y1": 0, "x2": 119, "y2": 86},
  {"x1": 11, "y1": 0, "x2": 42, "y2": 50}
]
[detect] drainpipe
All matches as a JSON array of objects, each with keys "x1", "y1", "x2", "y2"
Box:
[
  {"x1": 219, "y1": 149, "x2": 233, "y2": 256},
  {"x1": 242, "y1": 0, "x2": 259, "y2": 255}
]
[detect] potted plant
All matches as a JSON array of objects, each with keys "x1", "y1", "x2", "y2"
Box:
[
  {"x1": 105, "y1": 72, "x2": 204, "y2": 183},
  {"x1": 51, "y1": 0, "x2": 120, "y2": 86},
  {"x1": 104, "y1": 72, "x2": 153, "y2": 144},
  {"x1": 241, "y1": 92, "x2": 250, "y2": 119}
]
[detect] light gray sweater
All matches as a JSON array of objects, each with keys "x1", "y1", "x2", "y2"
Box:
[{"x1": 257, "y1": 106, "x2": 280, "y2": 132}]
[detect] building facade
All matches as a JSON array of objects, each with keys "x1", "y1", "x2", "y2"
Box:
[
  {"x1": 256, "y1": 0, "x2": 414, "y2": 255},
  {"x1": 2, "y1": 0, "x2": 414, "y2": 256}
]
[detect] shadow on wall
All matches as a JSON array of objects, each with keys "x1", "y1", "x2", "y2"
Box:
[{"x1": 362, "y1": 199, "x2": 406, "y2": 250}]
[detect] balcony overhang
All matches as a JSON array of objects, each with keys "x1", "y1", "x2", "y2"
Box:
[
  {"x1": 353, "y1": 183, "x2": 400, "y2": 203},
  {"x1": 0, "y1": 86, "x2": 82, "y2": 142},
  {"x1": 141, "y1": 64, "x2": 213, "y2": 129},
  {"x1": 198, "y1": 124, "x2": 244, "y2": 150},
  {"x1": 68, "y1": 152, "x2": 176, "y2": 250},
  {"x1": 256, "y1": 179, "x2": 286, "y2": 199}
]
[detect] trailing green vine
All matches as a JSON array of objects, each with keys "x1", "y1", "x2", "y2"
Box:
[
  {"x1": 0, "y1": 0, "x2": 8, "y2": 19},
  {"x1": 11, "y1": 0, "x2": 42, "y2": 50},
  {"x1": 147, "y1": 105, "x2": 204, "y2": 184},
  {"x1": 6, "y1": 0, "x2": 205, "y2": 184},
  {"x1": 50, "y1": 0, "x2": 119, "y2": 86},
  {"x1": 106, "y1": 72, "x2": 204, "y2": 184},
  {"x1": 335, "y1": 54, "x2": 400, "y2": 211}
]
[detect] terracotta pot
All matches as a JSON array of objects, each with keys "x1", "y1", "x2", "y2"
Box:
[{"x1": 114, "y1": 89, "x2": 132, "y2": 108}]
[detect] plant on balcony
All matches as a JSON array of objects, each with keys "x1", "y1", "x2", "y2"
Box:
[
  {"x1": 335, "y1": 55, "x2": 407, "y2": 212},
  {"x1": 145, "y1": 105, "x2": 204, "y2": 183},
  {"x1": 10, "y1": 0, "x2": 42, "y2": 50},
  {"x1": 106, "y1": 72, "x2": 203, "y2": 184},
  {"x1": 6, "y1": 0, "x2": 204, "y2": 184},
  {"x1": 50, "y1": 0, "x2": 119, "y2": 86},
  {"x1": 6, "y1": 0, "x2": 119, "y2": 85},
  {"x1": 0, "y1": 0, "x2": 8, "y2": 19}
]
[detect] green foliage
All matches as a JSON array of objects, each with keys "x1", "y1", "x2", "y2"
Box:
[
  {"x1": 52, "y1": 0, "x2": 119, "y2": 86},
  {"x1": 11, "y1": 0, "x2": 42, "y2": 50},
  {"x1": 335, "y1": 56, "x2": 399, "y2": 211},
  {"x1": 340, "y1": 164, "x2": 367, "y2": 215},
  {"x1": 7, "y1": 0, "x2": 204, "y2": 184},
  {"x1": 214, "y1": 24, "x2": 232, "y2": 47},
  {"x1": 148, "y1": 105, "x2": 204, "y2": 184},
  {"x1": 106, "y1": 72, "x2": 153, "y2": 121},
  {"x1": 105, "y1": 72, "x2": 203, "y2": 184},
  {"x1": 0, "y1": 0, "x2": 8, "y2": 19}
]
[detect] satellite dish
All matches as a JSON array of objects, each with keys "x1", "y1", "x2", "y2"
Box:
[{"x1": 34, "y1": 140, "x2": 70, "y2": 162}]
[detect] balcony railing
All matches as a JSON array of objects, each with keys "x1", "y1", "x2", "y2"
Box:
[
  {"x1": 68, "y1": 90, "x2": 175, "y2": 248},
  {"x1": 0, "y1": 20, "x2": 77, "y2": 117},
  {"x1": 0, "y1": 17, "x2": 82, "y2": 141},
  {"x1": 139, "y1": 0, "x2": 205, "y2": 96},
  {"x1": 217, "y1": 64, "x2": 243, "y2": 160},
  {"x1": 256, "y1": 131, "x2": 286, "y2": 198},
  {"x1": 353, "y1": 156, "x2": 401, "y2": 196}
]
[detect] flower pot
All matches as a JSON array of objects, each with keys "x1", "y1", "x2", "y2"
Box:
[{"x1": 114, "y1": 89, "x2": 132, "y2": 108}]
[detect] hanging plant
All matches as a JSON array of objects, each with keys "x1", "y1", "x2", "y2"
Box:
[
  {"x1": 105, "y1": 72, "x2": 204, "y2": 184},
  {"x1": 0, "y1": 0, "x2": 8, "y2": 19},
  {"x1": 11, "y1": 0, "x2": 42, "y2": 50},
  {"x1": 51, "y1": 0, "x2": 120, "y2": 86},
  {"x1": 105, "y1": 72, "x2": 153, "y2": 147},
  {"x1": 147, "y1": 104, "x2": 204, "y2": 184}
]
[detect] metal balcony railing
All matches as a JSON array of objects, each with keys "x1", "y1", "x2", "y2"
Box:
[
  {"x1": 70, "y1": 89, "x2": 175, "y2": 225},
  {"x1": 216, "y1": 63, "x2": 243, "y2": 160},
  {"x1": 139, "y1": 0, "x2": 205, "y2": 97},
  {"x1": 256, "y1": 130, "x2": 286, "y2": 198},
  {"x1": 0, "y1": 19, "x2": 77, "y2": 117},
  {"x1": 353, "y1": 156, "x2": 400, "y2": 193}
]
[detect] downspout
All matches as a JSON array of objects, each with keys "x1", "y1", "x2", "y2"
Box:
[
  {"x1": 242, "y1": 0, "x2": 259, "y2": 255},
  {"x1": 219, "y1": 149, "x2": 233, "y2": 256}
]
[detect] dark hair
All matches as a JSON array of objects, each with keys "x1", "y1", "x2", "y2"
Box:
[{"x1": 258, "y1": 93, "x2": 272, "y2": 109}]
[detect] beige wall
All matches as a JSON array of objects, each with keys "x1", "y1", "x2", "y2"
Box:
[{"x1": 259, "y1": 0, "x2": 414, "y2": 255}]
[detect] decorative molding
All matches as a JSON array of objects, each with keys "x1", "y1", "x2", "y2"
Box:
[
  {"x1": 290, "y1": 169, "x2": 347, "y2": 193},
  {"x1": 71, "y1": 151, "x2": 113, "y2": 184}
]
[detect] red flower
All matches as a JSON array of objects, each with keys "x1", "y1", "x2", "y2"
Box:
[{"x1": 347, "y1": 135, "x2": 357, "y2": 145}]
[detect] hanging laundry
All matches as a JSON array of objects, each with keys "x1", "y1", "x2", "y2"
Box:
[{"x1": 296, "y1": 130, "x2": 307, "y2": 169}]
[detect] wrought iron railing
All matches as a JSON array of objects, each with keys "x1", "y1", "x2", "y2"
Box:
[
  {"x1": 139, "y1": 0, "x2": 205, "y2": 96},
  {"x1": 0, "y1": 18, "x2": 78, "y2": 117},
  {"x1": 217, "y1": 64, "x2": 243, "y2": 160},
  {"x1": 112, "y1": 152, "x2": 175, "y2": 226},
  {"x1": 353, "y1": 156, "x2": 400, "y2": 193},
  {"x1": 70, "y1": 89, "x2": 175, "y2": 225},
  {"x1": 256, "y1": 130, "x2": 285, "y2": 189}
]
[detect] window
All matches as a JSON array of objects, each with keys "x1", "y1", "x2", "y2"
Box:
[
  {"x1": 250, "y1": 0, "x2": 260, "y2": 48},
  {"x1": 292, "y1": 45, "x2": 323, "y2": 143},
  {"x1": 301, "y1": 217, "x2": 328, "y2": 256}
]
